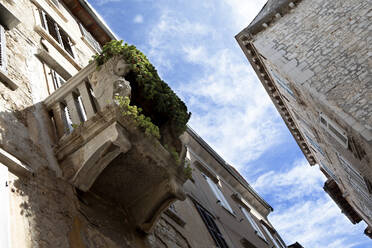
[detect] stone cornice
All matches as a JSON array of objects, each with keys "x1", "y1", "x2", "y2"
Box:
[
  {"x1": 243, "y1": 0, "x2": 302, "y2": 36},
  {"x1": 235, "y1": 35, "x2": 316, "y2": 166}
]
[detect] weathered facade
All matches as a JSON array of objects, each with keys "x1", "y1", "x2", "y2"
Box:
[
  {"x1": 236, "y1": 0, "x2": 371, "y2": 238},
  {"x1": 0, "y1": 0, "x2": 286, "y2": 247}
]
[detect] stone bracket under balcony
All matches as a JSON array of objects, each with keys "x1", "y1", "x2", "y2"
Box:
[{"x1": 43, "y1": 56, "x2": 187, "y2": 233}]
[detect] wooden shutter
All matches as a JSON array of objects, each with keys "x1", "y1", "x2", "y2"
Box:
[{"x1": 0, "y1": 25, "x2": 7, "y2": 72}]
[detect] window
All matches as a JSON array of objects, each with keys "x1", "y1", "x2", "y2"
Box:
[
  {"x1": 0, "y1": 24, "x2": 7, "y2": 72},
  {"x1": 204, "y1": 174, "x2": 234, "y2": 214},
  {"x1": 261, "y1": 225, "x2": 282, "y2": 248},
  {"x1": 79, "y1": 23, "x2": 101, "y2": 52},
  {"x1": 39, "y1": 10, "x2": 74, "y2": 57},
  {"x1": 337, "y1": 153, "x2": 371, "y2": 201},
  {"x1": 50, "y1": 69, "x2": 65, "y2": 90},
  {"x1": 319, "y1": 113, "x2": 348, "y2": 148},
  {"x1": 304, "y1": 132, "x2": 324, "y2": 156},
  {"x1": 195, "y1": 202, "x2": 229, "y2": 248},
  {"x1": 319, "y1": 162, "x2": 338, "y2": 182},
  {"x1": 269, "y1": 68, "x2": 294, "y2": 97},
  {"x1": 240, "y1": 207, "x2": 266, "y2": 241}
]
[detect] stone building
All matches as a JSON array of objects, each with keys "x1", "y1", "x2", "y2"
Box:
[
  {"x1": 0, "y1": 0, "x2": 286, "y2": 247},
  {"x1": 236, "y1": 0, "x2": 371, "y2": 238}
]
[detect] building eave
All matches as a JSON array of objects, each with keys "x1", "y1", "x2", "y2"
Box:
[
  {"x1": 61, "y1": 0, "x2": 118, "y2": 46},
  {"x1": 234, "y1": 35, "x2": 317, "y2": 167},
  {"x1": 243, "y1": 0, "x2": 302, "y2": 36}
]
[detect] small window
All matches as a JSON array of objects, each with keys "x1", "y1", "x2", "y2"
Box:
[
  {"x1": 204, "y1": 174, "x2": 234, "y2": 214},
  {"x1": 79, "y1": 23, "x2": 101, "y2": 52},
  {"x1": 240, "y1": 207, "x2": 266, "y2": 241},
  {"x1": 261, "y1": 225, "x2": 282, "y2": 248},
  {"x1": 336, "y1": 153, "x2": 370, "y2": 200},
  {"x1": 0, "y1": 24, "x2": 7, "y2": 72},
  {"x1": 51, "y1": 69, "x2": 65, "y2": 90},
  {"x1": 319, "y1": 113, "x2": 348, "y2": 148},
  {"x1": 319, "y1": 162, "x2": 338, "y2": 182},
  {"x1": 195, "y1": 202, "x2": 229, "y2": 248},
  {"x1": 269, "y1": 68, "x2": 295, "y2": 97},
  {"x1": 304, "y1": 132, "x2": 324, "y2": 156},
  {"x1": 39, "y1": 10, "x2": 74, "y2": 58}
]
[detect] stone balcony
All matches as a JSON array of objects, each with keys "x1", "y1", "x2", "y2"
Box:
[{"x1": 43, "y1": 56, "x2": 187, "y2": 233}]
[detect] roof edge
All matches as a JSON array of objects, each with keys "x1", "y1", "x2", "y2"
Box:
[
  {"x1": 245, "y1": 0, "x2": 302, "y2": 36},
  {"x1": 234, "y1": 36, "x2": 317, "y2": 167},
  {"x1": 78, "y1": 0, "x2": 118, "y2": 41}
]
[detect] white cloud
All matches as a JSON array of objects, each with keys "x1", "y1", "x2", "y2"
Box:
[
  {"x1": 253, "y1": 159, "x2": 370, "y2": 248},
  {"x1": 133, "y1": 14, "x2": 144, "y2": 24},
  {"x1": 145, "y1": 9, "x2": 284, "y2": 168}
]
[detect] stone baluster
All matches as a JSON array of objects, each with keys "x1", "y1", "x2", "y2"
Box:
[
  {"x1": 52, "y1": 102, "x2": 67, "y2": 139},
  {"x1": 77, "y1": 81, "x2": 96, "y2": 120},
  {"x1": 65, "y1": 92, "x2": 82, "y2": 125}
]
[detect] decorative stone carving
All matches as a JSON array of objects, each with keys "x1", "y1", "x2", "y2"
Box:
[
  {"x1": 44, "y1": 54, "x2": 188, "y2": 235},
  {"x1": 88, "y1": 56, "x2": 132, "y2": 111}
]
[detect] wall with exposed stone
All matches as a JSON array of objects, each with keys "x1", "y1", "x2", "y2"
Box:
[
  {"x1": 250, "y1": 0, "x2": 372, "y2": 225},
  {"x1": 0, "y1": 0, "x2": 192, "y2": 247}
]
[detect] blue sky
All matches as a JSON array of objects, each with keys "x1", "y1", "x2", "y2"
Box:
[{"x1": 89, "y1": 0, "x2": 370, "y2": 247}]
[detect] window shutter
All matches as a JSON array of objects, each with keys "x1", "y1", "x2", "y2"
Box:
[
  {"x1": 0, "y1": 25, "x2": 7, "y2": 72},
  {"x1": 79, "y1": 23, "x2": 101, "y2": 52},
  {"x1": 241, "y1": 207, "x2": 266, "y2": 241}
]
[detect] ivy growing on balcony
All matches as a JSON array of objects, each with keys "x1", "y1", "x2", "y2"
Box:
[{"x1": 93, "y1": 40, "x2": 191, "y2": 144}]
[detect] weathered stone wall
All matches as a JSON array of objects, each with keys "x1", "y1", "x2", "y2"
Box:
[{"x1": 251, "y1": 0, "x2": 372, "y2": 225}]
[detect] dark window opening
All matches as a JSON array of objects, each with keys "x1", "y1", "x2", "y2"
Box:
[
  {"x1": 39, "y1": 10, "x2": 74, "y2": 58},
  {"x1": 195, "y1": 202, "x2": 229, "y2": 248}
]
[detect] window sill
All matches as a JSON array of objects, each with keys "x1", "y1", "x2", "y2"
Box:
[
  {"x1": 34, "y1": 25, "x2": 81, "y2": 70},
  {"x1": 36, "y1": 48, "x2": 72, "y2": 80},
  {"x1": 0, "y1": 69, "x2": 18, "y2": 90}
]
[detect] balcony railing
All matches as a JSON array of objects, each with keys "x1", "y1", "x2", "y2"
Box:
[{"x1": 43, "y1": 56, "x2": 187, "y2": 233}]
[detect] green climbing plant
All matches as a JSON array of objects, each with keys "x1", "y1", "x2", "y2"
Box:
[
  {"x1": 115, "y1": 96, "x2": 160, "y2": 139},
  {"x1": 93, "y1": 40, "x2": 191, "y2": 138}
]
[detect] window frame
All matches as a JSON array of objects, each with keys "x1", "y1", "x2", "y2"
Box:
[
  {"x1": 195, "y1": 202, "x2": 229, "y2": 248},
  {"x1": 79, "y1": 23, "x2": 101, "y2": 52},
  {"x1": 319, "y1": 113, "x2": 348, "y2": 148},
  {"x1": 204, "y1": 174, "x2": 234, "y2": 214},
  {"x1": 39, "y1": 9, "x2": 74, "y2": 58},
  {"x1": 261, "y1": 224, "x2": 282, "y2": 248},
  {"x1": 240, "y1": 207, "x2": 266, "y2": 241},
  {"x1": 268, "y1": 67, "x2": 295, "y2": 98}
]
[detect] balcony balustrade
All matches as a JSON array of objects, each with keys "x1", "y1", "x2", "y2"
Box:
[{"x1": 43, "y1": 56, "x2": 187, "y2": 233}]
